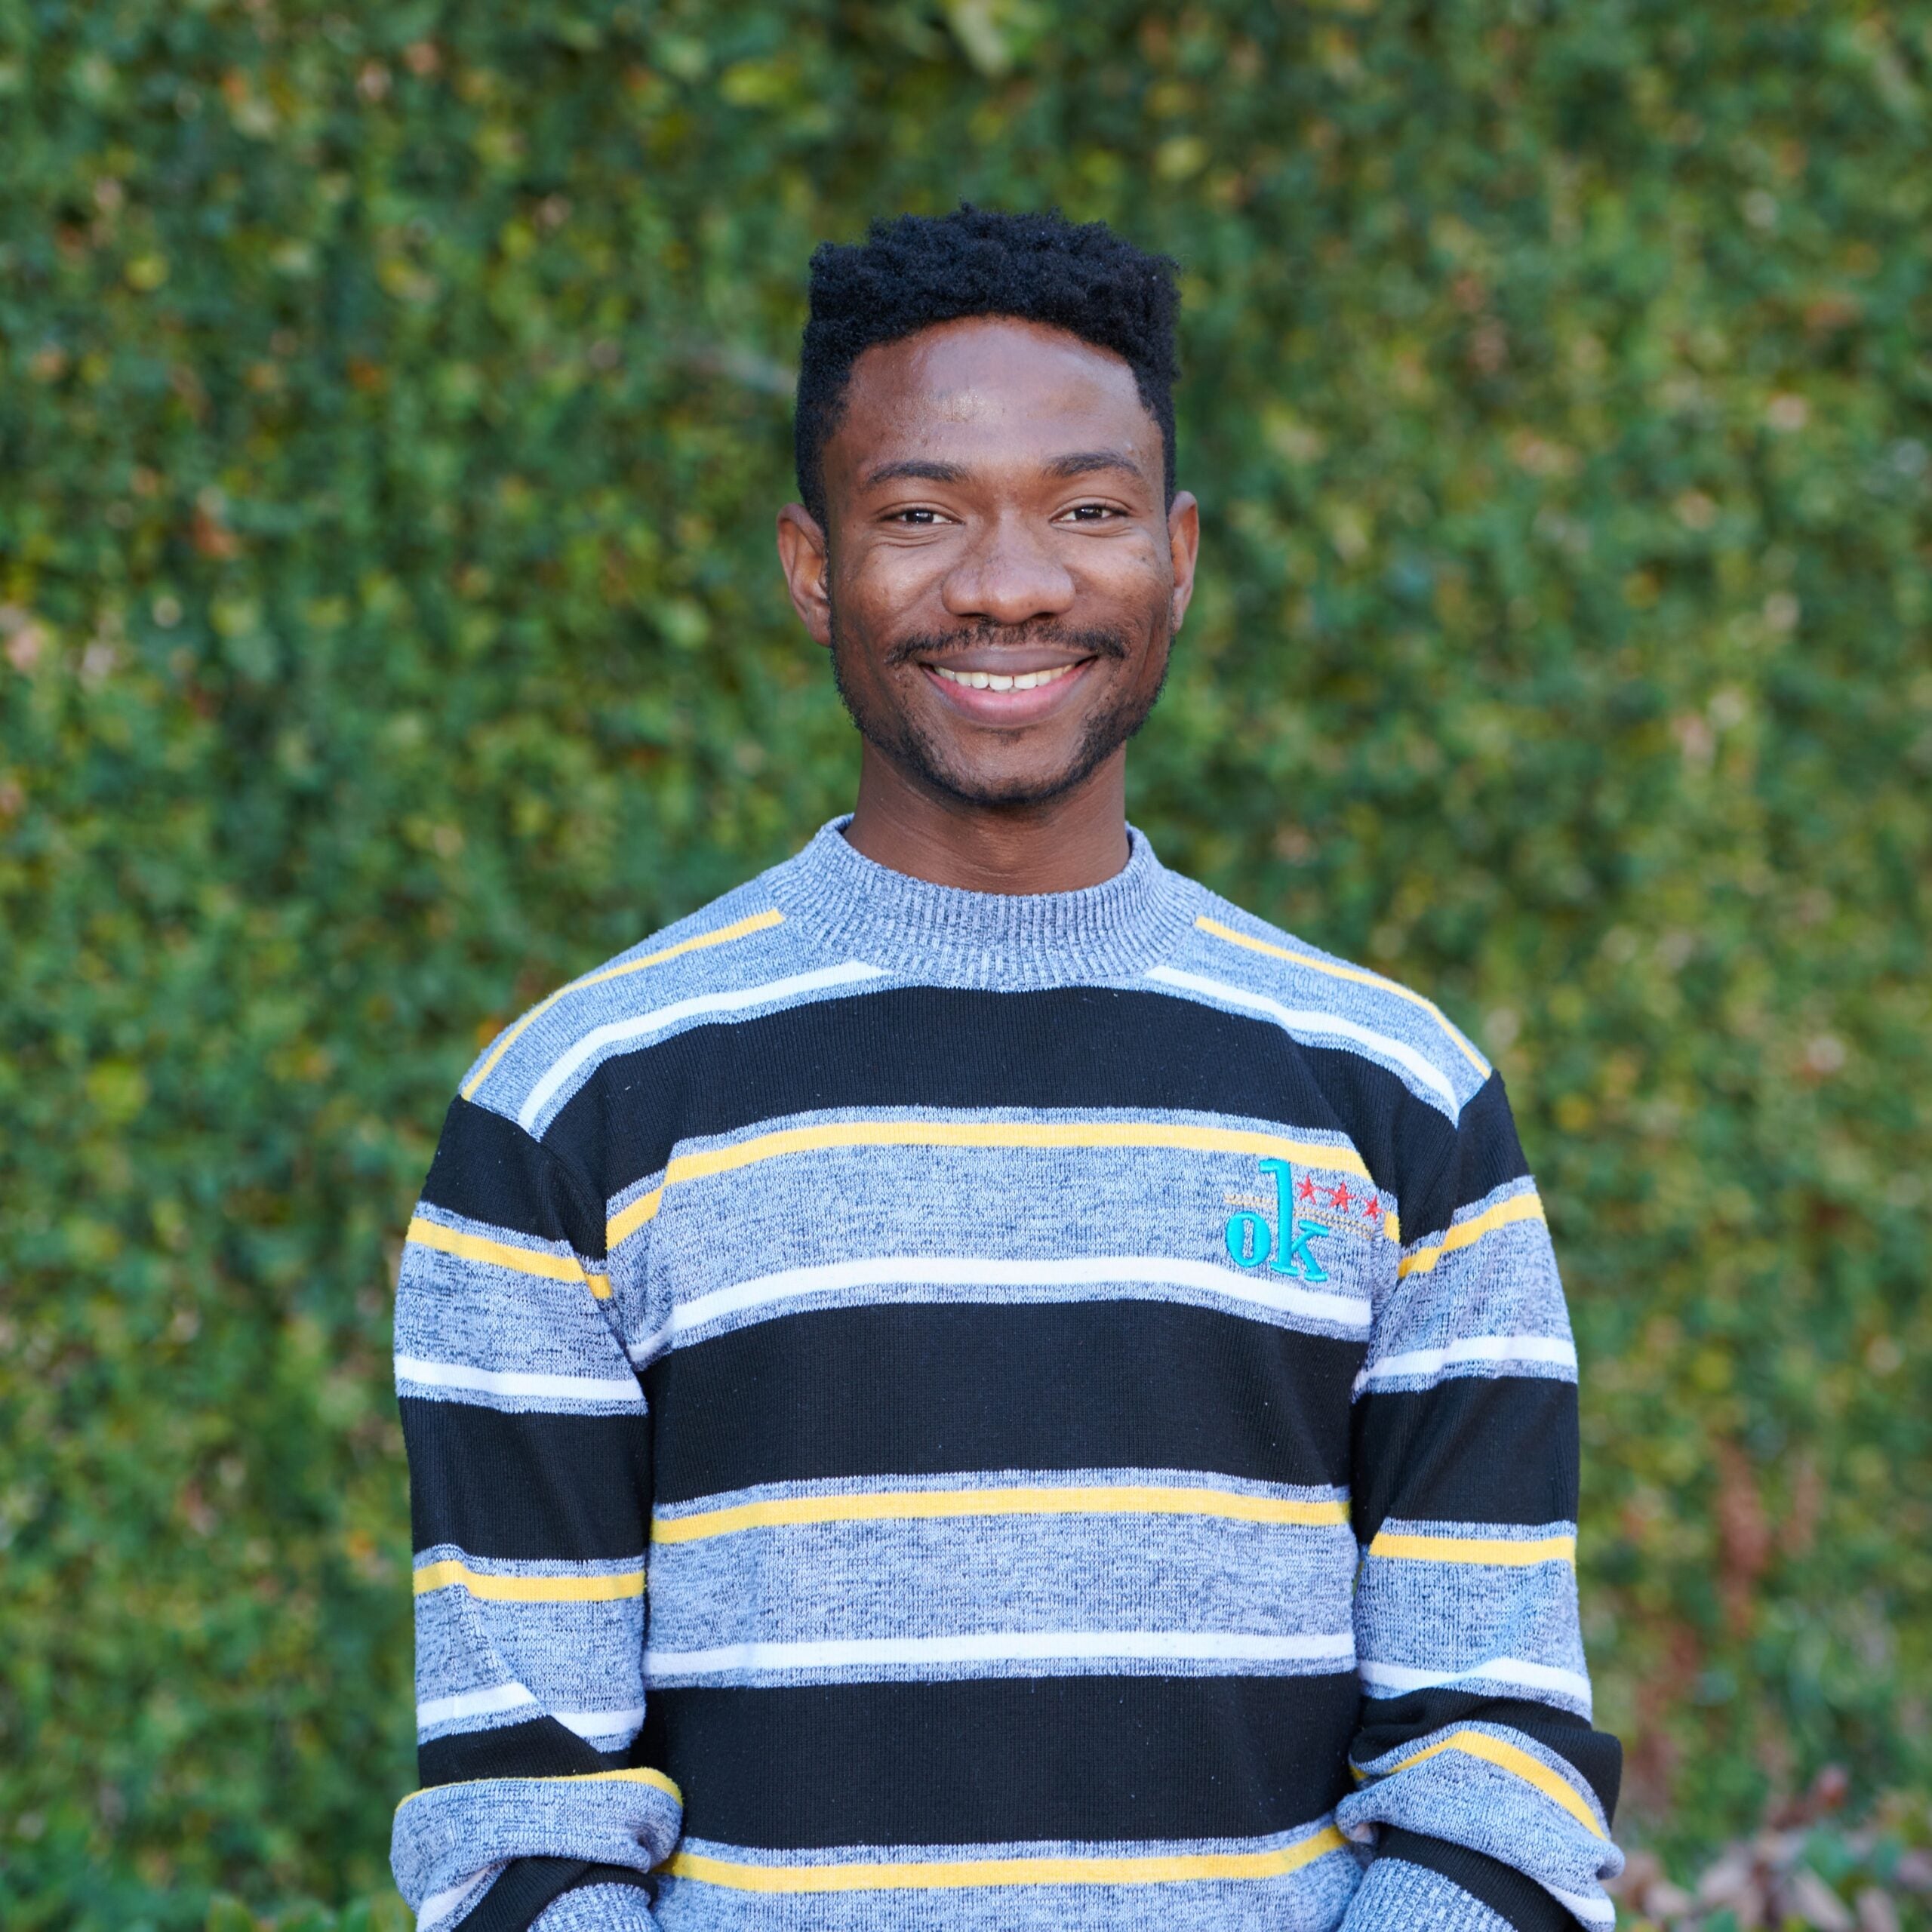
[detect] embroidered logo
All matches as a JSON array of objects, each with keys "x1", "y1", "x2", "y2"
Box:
[{"x1": 1224, "y1": 1158, "x2": 1334, "y2": 1281}]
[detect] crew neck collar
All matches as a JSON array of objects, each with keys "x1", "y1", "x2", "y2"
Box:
[{"x1": 766, "y1": 817, "x2": 1198, "y2": 990}]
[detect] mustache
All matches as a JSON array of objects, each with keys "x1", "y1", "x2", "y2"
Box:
[{"x1": 882, "y1": 623, "x2": 1131, "y2": 669}]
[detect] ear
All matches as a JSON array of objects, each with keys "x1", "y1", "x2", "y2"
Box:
[
  {"x1": 1166, "y1": 491, "x2": 1201, "y2": 635},
  {"x1": 776, "y1": 503, "x2": 833, "y2": 648}
]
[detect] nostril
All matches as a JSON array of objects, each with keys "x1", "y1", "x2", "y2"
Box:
[{"x1": 941, "y1": 561, "x2": 1079, "y2": 626}]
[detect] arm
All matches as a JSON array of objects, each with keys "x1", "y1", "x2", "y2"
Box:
[
  {"x1": 389, "y1": 1096, "x2": 681, "y2": 1931},
  {"x1": 1340, "y1": 1074, "x2": 1623, "y2": 1931}
]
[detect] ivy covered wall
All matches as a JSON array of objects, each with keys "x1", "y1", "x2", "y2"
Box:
[{"x1": 2, "y1": 2, "x2": 1928, "y2": 1921}]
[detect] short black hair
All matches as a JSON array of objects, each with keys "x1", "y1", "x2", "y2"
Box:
[{"x1": 795, "y1": 205, "x2": 1180, "y2": 525}]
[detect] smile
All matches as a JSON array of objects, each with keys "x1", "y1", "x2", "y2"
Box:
[{"x1": 929, "y1": 663, "x2": 1082, "y2": 693}]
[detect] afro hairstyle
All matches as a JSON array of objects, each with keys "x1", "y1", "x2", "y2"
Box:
[{"x1": 793, "y1": 205, "x2": 1180, "y2": 526}]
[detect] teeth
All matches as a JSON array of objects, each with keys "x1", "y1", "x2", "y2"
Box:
[{"x1": 933, "y1": 663, "x2": 1077, "y2": 692}]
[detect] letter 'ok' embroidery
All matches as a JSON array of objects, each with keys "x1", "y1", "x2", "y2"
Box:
[{"x1": 1223, "y1": 1158, "x2": 1332, "y2": 1281}]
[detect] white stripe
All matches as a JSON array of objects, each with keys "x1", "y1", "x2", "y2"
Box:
[
  {"x1": 1547, "y1": 1885, "x2": 1617, "y2": 1927},
  {"x1": 417, "y1": 1871, "x2": 501, "y2": 1932},
  {"x1": 1352, "y1": 1334, "x2": 1577, "y2": 1393},
  {"x1": 518, "y1": 961, "x2": 887, "y2": 1130},
  {"x1": 555, "y1": 1704, "x2": 646, "y2": 1740},
  {"x1": 414, "y1": 1684, "x2": 644, "y2": 1742},
  {"x1": 633, "y1": 1255, "x2": 1371, "y2": 1362},
  {"x1": 395, "y1": 1355, "x2": 643, "y2": 1406},
  {"x1": 415, "y1": 1681, "x2": 539, "y2": 1729},
  {"x1": 647, "y1": 1629, "x2": 1357, "y2": 1678},
  {"x1": 1359, "y1": 1657, "x2": 1593, "y2": 1706},
  {"x1": 627, "y1": 1319, "x2": 675, "y2": 1368},
  {"x1": 1146, "y1": 965, "x2": 1462, "y2": 1114}
]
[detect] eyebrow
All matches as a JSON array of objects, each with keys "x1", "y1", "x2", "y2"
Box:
[
  {"x1": 859, "y1": 450, "x2": 1148, "y2": 490},
  {"x1": 860, "y1": 457, "x2": 968, "y2": 488},
  {"x1": 1044, "y1": 448, "x2": 1146, "y2": 481}
]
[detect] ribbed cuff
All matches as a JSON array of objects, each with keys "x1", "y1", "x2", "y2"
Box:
[
  {"x1": 1344, "y1": 1854, "x2": 1518, "y2": 1931},
  {"x1": 1372, "y1": 1829, "x2": 1579, "y2": 1932},
  {"x1": 528, "y1": 1880, "x2": 657, "y2": 1931},
  {"x1": 459, "y1": 1861, "x2": 652, "y2": 1932}
]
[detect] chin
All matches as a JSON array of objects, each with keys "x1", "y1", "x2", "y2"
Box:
[
  {"x1": 912, "y1": 746, "x2": 1115, "y2": 811},
  {"x1": 939, "y1": 775, "x2": 1091, "y2": 811}
]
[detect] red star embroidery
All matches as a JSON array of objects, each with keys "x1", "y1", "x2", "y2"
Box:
[
  {"x1": 1329, "y1": 1183, "x2": 1352, "y2": 1211},
  {"x1": 1362, "y1": 1194, "x2": 1381, "y2": 1221},
  {"x1": 1297, "y1": 1174, "x2": 1318, "y2": 1204}
]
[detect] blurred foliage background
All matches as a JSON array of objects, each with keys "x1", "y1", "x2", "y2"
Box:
[{"x1": 3, "y1": 0, "x2": 1930, "y2": 1925}]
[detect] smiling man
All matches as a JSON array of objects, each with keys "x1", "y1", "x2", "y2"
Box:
[{"x1": 390, "y1": 208, "x2": 1623, "y2": 1932}]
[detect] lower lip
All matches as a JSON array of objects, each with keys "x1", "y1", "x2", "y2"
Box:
[{"x1": 918, "y1": 660, "x2": 1097, "y2": 724}]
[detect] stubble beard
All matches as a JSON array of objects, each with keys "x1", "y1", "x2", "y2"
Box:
[{"x1": 826, "y1": 605, "x2": 1172, "y2": 811}]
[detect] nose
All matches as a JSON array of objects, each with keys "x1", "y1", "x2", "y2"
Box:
[{"x1": 940, "y1": 509, "x2": 1077, "y2": 629}]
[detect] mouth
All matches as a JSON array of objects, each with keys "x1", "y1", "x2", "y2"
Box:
[
  {"x1": 928, "y1": 661, "x2": 1084, "y2": 694},
  {"x1": 915, "y1": 651, "x2": 1100, "y2": 725}
]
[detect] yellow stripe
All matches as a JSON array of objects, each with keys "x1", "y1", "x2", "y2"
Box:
[
  {"x1": 666, "y1": 1825, "x2": 1347, "y2": 1893},
  {"x1": 1372, "y1": 1731, "x2": 1604, "y2": 1839},
  {"x1": 405, "y1": 1216, "x2": 612, "y2": 1300},
  {"x1": 654, "y1": 1485, "x2": 1352, "y2": 1545},
  {"x1": 610, "y1": 1186, "x2": 665, "y2": 1247},
  {"x1": 1398, "y1": 1192, "x2": 1546, "y2": 1280},
  {"x1": 1368, "y1": 1531, "x2": 1576, "y2": 1567},
  {"x1": 462, "y1": 909, "x2": 785, "y2": 1100},
  {"x1": 608, "y1": 1120, "x2": 1371, "y2": 1247},
  {"x1": 397, "y1": 1764, "x2": 678, "y2": 1812},
  {"x1": 411, "y1": 1558, "x2": 645, "y2": 1602},
  {"x1": 1194, "y1": 917, "x2": 1489, "y2": 1075}
]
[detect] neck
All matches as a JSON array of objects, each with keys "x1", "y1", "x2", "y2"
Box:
[{"x1": 841, "y1": 743, "x2": 1132, "y2": 895}]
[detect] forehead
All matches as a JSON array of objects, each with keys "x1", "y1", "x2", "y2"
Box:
[{"x1": 828, "y1": 316, "x2": 1158, "y2": 476}]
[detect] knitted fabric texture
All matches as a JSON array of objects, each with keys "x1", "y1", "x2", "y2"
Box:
[
  {"x1": 1342, "y1": 1857, "x2": 1520, "y2": 1931},
  {"x1": 392, "y1": 820, "x2": 1623, "y2": 1932},
  {"x1": 532, "y1": 1885, "x2": 659, "y2": 1932}
]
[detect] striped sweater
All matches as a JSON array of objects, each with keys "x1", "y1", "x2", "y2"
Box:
[{"x1": 391, "y1": 820, "x2": 1623, "y2": 1932}]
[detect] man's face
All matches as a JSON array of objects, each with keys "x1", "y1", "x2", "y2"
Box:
[{"x1": 778, "y1": 316, "x2": 1198, "y2": 809}]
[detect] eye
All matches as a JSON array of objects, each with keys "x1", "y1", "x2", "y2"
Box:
[
  {"x1": 886, "y1": 506, "x2": 946, "y2": 526},
  {"x1": 1060, "y1": 502, "x2": 1122, "y2": 523}
]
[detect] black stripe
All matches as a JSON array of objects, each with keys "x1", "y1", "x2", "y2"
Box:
[
  {"x1": 422, "y1": 1095, "x2": 605, "y2": 1256},
  {"x1": 1378, "y1": 1830, "x2": 1573, "y2": 1932},
  {"x1": 646, "y1": 1300, "x2": 1361, "y2": 1505},
  {"x1": 1404, "y1": 1072, "x2": 1533, "y2": 1245},
  {"x1": 462, "y1": 1860, "x2": 651, "y2": 1932},
  {"x1": 401, "y1": 1398, "x2": 649, "y2": 1561},
  {"x1": 1352, "y1": 1376, "x2": 1578, "y2": 1542},
  {"x1": 543, "y1": 983, "x2": 1456, "y2": 1203},
  {"x1": 1354, "y1": 1690, "x2": 1621, "y2": 1818},
  {"x1": 641, "y1": 1673, "x2": 1360, "y2": 1847},
  {"x1": 417, "y1": 1715, "x2": 626, "y2": 1788}
]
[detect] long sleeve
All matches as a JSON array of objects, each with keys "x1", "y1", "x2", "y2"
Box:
[
  {"x1": 389, "y1": 1095, "x2": 681, "y2": 1931},
  {"x1": 1340, "y1": 1073, "x2": 1623, "y2": 1931}
]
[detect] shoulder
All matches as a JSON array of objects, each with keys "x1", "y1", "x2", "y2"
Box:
[
  {"x1": 1149, "y1": 884, "x2": 1493, "y2": 1123},
  {"x1": 456, "y1": 869, "x2": 832, "y2": 1139}
]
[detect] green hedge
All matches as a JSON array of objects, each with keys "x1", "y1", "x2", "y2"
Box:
[{"x1": 3, "y1": 2, "x2": 1928, "y2": 1921}]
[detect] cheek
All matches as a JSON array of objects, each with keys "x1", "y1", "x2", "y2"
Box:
[
  {"x1": 1085, "y1": 536, "x2": 1172, "y2": 605},
  {"x1": 840, "y1": 540, "x2": 946, "y2": 617}
]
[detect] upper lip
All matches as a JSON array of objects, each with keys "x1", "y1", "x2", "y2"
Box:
[{"x1": 915, "y1": 646, "x2": 1096, "y2": 675}]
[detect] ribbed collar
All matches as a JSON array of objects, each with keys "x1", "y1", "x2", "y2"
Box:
[{"x1": 767, "y1": 817, "x2": 1200, "y2": 989}]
